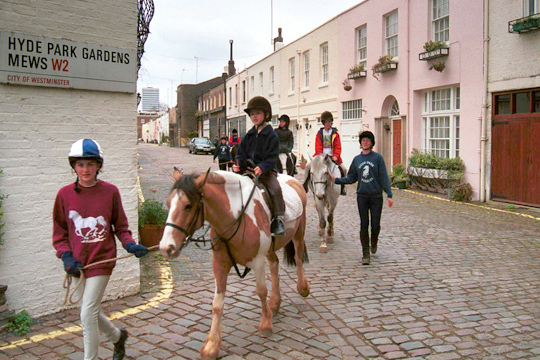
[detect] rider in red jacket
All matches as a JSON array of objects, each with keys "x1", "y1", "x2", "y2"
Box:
[{"x1": 304, "y1": 111, "x2": 347, "y2": 195}]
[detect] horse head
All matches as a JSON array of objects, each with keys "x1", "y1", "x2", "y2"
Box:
[
  {"x1": 159, "y1": 167, "x2": 209, "y2": 259},
  {"x1": 310, "y1": 154, "x2": 334, "y2": 200}
]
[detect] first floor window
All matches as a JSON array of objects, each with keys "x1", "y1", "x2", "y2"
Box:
[
  {"x1": 321, "y1": 42, "x2": 329, "y2": 83},
  {"x1": 422, "y1": 86, "x2": 460, "y2": 158},
  {"x1": 289, "y1": 58, "x2": 296, "y2": 93}
]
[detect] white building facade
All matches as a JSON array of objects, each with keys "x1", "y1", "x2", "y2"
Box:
[{"x1": 141, "y1": 86, "x2": 160, "y2": 112}]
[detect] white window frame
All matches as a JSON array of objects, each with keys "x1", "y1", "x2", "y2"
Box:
[
  {"x1": 228, "y1": 87, "x2": 232, "y2": 107},
  {"x1": 259, "y1": 72, "x2": 264, "y2": 95},
  {"x1": 234, "y1": 84, "x2": 238, "y2": 106},
  {"x1": 385, "y1": 11, "x2": 399, "y2": 59},
  {"x1": 250, "y1": 76, "x2": 254, "y2": 96},
  {"x1": 242, "y1": 80, "x2": 246, "y2": 103},
  {"x1": 357, "y1": 26, "x2": 367, "y2": 70},
  {"x1": 342, "y1": 99, "x2": 363, "y2": 120},
  {"x1": 320, "y1": 42, "x2": 329, "y2": 85},
  {"x1": 289, "y1": 57, "x2": 296, "y2": 94},
  {"x1": 303, "y1": 50, "x2": 310, "y2": 90},
  {"x1": 269, "y1": 66, "x2": 275, "y2": 94},
  {"x1": 432, "y1": 0, "x2": 449, "y2": 43},
  {"x1": 524, "y1": 0, "x2": 540, "y2": 15},
  {"x1": 422, "y1": 86, "x2": 461, "y2": 158}
]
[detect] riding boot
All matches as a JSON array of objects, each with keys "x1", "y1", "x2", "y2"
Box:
[
  {"x1": 340, "y1": 184, "x2": 347, "y2": 196},
  {"x1": 339, "y1": 165, "x2": 347, "y2": 196},
  {"x1": 303, "y1": 172, "x2": 310, "y2": 193},
  {"x1": 371, "y1": 229, "x2": 380, "y2": 254},
  {"x1": 360, "y1": 232, "x2": 370, "y2": 265},
  {"x1": 272, "y1": 215, "x2": 286, "y2": 236}
]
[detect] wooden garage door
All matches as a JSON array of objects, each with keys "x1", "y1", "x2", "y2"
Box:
[{"x1": 491, "y1": 90, "x2": 540, "y2": 207}]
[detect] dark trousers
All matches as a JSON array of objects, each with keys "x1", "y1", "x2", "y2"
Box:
[
  {"x1": 356, "y1": 194, "x2": 383, "y2": 239},
  {"x1": 219, "y1": 163, "x2": 227, "y2": 171},
  {"x1": 260, "y1": 169, "x2": 285, "y2": 217}
]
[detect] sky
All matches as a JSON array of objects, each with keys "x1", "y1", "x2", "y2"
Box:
[{"x1": 136, "y1": 0, "x2": 364, "y2": 109}]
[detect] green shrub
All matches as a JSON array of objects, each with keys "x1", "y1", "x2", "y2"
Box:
[
  {"x1": 448, "y1": 183, "x2": 472, "y2": 202},
  {"x1": 7, "y1": 310, "x2": 33, "y2": 336},
  {"x1": 390, "y1": 164, "x2": 409, "y2": 184},
  {"x1": 408, "y1": 148, "x2": 465, "y2": 172},
  {"x1": 138, "y1": 200, "x2": 168, "y2": 228}
]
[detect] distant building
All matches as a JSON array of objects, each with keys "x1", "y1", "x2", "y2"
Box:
[
  {"x1": 137, "y1": 111, "x2": 160, "y2": 139},
  {"x1": 141, "y1": 87, "x2": 160, "y2": 111}
]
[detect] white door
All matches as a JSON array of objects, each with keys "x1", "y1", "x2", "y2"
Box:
[{"x1": 340, "y1": 120, "x2": 363, "y2": 168}]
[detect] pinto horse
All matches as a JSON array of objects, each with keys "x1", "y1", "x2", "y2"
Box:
[
  {"x1": 277, "y1": 152, "x2": 297, "y2": 176},
  {"x1": 305, "y1": 154, "x2": 341, "y2": 253},
  {"x1": 159, "y1": 168, "x2": 310, "y2": 360}
]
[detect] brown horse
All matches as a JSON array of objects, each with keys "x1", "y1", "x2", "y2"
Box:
[{"x1": 159, "y1": 168, "x2": 310, "y2": 360}]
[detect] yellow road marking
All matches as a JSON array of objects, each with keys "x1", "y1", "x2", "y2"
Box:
[{"x1": 401, "y1": 189, "x2": 540, "y2": 221}]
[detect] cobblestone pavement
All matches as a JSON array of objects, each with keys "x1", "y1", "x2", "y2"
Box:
[{"x1": 1, "y1": 143, "x2": 540, "y2": 360}]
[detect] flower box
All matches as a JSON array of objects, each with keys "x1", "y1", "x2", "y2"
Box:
[
  {"x1": 509, "y1": 14, "x2": 540, "y2": 33},
  {"x1": 373, "y1": 62, "x2": 397, "y2": 74},
  {"x1": 347, "y1": 70, "x2": 367, "y2": 80},
  {"x1": 419, "y1": 47, "x2": 449, "y2": 61}
]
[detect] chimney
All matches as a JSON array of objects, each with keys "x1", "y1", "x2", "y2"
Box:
[
  {"x1": 228, "y1": 40, "x2": 236, "y2": 76},
  {"x1": 273, "y1": 28, "x2": 284, "y2": 51}
]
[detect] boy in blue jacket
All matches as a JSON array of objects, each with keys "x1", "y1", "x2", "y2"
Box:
[{"x1": 329, "y1": 131, "x2": 393, "y2": 265}]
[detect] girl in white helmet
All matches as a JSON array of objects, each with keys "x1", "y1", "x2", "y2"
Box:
[{"x1": 52, "y1": 139, "x2": 148, "y2": 360}]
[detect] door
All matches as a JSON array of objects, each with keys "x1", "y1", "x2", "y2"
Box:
[
  {"x1": 340, "y1": 120, "x2": 362, "y2": 168},
  {"x1": 392, "y1": 119, "x2": 402, "y2": 165}
]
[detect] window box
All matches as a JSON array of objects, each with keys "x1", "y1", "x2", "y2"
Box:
[
  {"x1": 509, "y1": 14, "x2": 540, "y2": 33},
  {"x1": 373, "y1": 62, "x2": 397, "y2": 74},
  {"x1": 347, "y1": 70, "x2": 367, "y2": 79},
  {"x1": 419, "y1": 47, "x2": 449, "y2": 61}
]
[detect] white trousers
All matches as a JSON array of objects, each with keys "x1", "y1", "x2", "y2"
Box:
[{"x1": 74, "y1": 275, "x2": 121, "y2": 360}]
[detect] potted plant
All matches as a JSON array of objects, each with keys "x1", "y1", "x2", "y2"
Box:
[
  {"x1": 138, "y1": 200, "x2": 168, "y2": 247},
  {"x1": 419, "y1": 40, "x2": 449, "y2": 60},
  {"x1": 342, "y1": 79, "x2": 352, "y2": 91},
  {"x1": 347, "y1": 63, "x2": 366, "y2": 79},
  {"x1": 429, "y1": 60, "x2": 446, "y2": 72},
  {"x1": 390, "y1": 164, "x2": 409, "y2": 189},
  {"x1": 299, "y1": 154, "x2": 308, "y2": 170},
  {"x1": 371, "y1": 55, "x2": 398, "y2": 79},
  {"x1": 407, "y1": 148, "x2": 465, "y2": 194},
  {"x1": 447, "y1": 183, "x2": 472, "y2": 201}
]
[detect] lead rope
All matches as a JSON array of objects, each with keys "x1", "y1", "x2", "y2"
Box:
[{"x1": 63, "y1": 245, "x2": 160, "y2": 305}]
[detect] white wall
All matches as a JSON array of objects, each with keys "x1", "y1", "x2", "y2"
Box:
[{"x1": 0, "y1": 0, "x2": 140, "y2": 317}]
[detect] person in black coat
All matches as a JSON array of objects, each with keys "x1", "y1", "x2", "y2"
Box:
[
  {"x1": 213, "y1": 136, "x2": 233, "y2": 171},
  {"x1": 275, "y1": 114, "x2": 297, "y2": 175},
  {"x1": 233, "y1": 96, "x2": 286, "y2": 236}
]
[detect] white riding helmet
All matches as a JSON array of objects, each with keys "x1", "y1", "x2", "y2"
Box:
[{"x1": 68, "y1": 139, "x2": 104, "y2": 167}]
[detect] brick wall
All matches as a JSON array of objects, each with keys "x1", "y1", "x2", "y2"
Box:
[{"x1": 0, "y1": 0, "x2": 139, "y2": 317}]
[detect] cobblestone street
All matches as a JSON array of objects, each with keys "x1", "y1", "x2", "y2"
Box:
[{"x1": 1, "y1": 143, "x2": 540, "y2": 360}]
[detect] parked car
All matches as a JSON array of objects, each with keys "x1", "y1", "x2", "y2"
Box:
[{"x1": 188, "y1": 137, "x2": 216, "y2": 154}]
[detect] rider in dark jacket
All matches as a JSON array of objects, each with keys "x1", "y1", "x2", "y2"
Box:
[{"x1": 233, "y1": 96, "x2": 286, "y2": 236}]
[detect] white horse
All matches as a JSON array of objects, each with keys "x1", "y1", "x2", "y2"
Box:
[
  {"x1": 68, "y1": 210, "x2": 107, "y2": 238},
  {"x1": 305, "y1": 154, "x2": 341, "y2": 253}
]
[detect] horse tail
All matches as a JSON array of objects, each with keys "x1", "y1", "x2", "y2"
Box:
[
  {"x1": 283, "y1": 241, "x2": 296, "y2": 266},
  {"x1": 283, "y1": 240, "x2": 309, "y2": 267}
]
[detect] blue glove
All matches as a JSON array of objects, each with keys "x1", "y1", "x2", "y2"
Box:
[
  {"x1": 126, "y1": 242, "x2": 148, "y2": 258},
  {"x1": 61, "y1": 251, "x2": 83, "y2": 275}
]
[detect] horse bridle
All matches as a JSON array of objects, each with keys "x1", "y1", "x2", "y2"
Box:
[{"x1": 165, "y1": 194, "x2": 205, "y2": 252}]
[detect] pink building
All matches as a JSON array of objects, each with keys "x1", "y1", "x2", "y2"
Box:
[{"x1": 338, "y1": 0, "x2": 484, "y2": 199}]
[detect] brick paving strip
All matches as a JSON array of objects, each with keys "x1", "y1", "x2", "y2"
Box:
[{"x1": 1, "y1": 144, "x2": 539, "y2": 360}]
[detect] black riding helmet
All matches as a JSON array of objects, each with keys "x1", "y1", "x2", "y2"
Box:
[
  {"x1": 359, "y1": 130, "x2": 375, "y2": 147},
  {"x1": 321, "y1": 111, "x2": 333, "y2": 124},
  {"x1": 220, "y1": 136, "x2": 228, "y2": 141},
  {"x1": 278, "y1": 114, "x2": 290, "y2": 128},
  {"x1": 244, "y1": 96, "x2": 272, "y2": 121}
]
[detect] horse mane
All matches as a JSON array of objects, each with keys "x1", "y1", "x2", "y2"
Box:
[{"x1": 171, "y1": 171, "x2": 225, "y2": 203}]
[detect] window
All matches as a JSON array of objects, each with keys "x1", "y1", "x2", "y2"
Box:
[
  {"x1": 250, "y1": 76, "x2": 254, "y2": 96},
  {"x1": 390, "y1": 100, "x2": 400, "y2": 117},
  {"x1": 494, "y1": 89, "x2": 540, "y2": 115},
  {"x1": 357, "y1": 26, "x2": 367, "y2": 70},
  {"x1": 234, "y1": 84, "x2": 238, "y2": 106},
  {"x1": 342, "y1": 99, "x2": 363, "y2": 120},
  {"x1": 242, "y1": 80, "x2": 246, "y2": 103},
  {"x1": 303, "y1": 51, "x2": 310, "y2": 89},
  {"x1": 433, "y1": 0, "x2": 449, "y2": 43},
  {"x1": 228, "y1": 88, "x2": 232, "y2": 107},
  {"x1": 321, "y1": 42, "x2": 329, "y2": 83},
  {"x1": 289, "y1": 57, "x2": 296, "y2": 93},
  {"x1": 270, "y1": 66, "x2": 275, "y2": 93},
  {"x1": 259, "y1": 72, "x2": 264, "y2": 94},
  {"x1": 422, "y1": 86, "x2": 460, "y2": 158},
  {"x1": 385, "y1": 11, "x2": 398, "y2": 58},
  {"x1": 525, "y1": 0, "x2": 540, "y2": 16}
]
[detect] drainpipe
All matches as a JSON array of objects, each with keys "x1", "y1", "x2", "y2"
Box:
[
  {"x1": 296, "y1": 50, "x2": 302, "y2": 157},
  {"x1": 480, "y1": 0, "x2": 490, "y2": 202},
  {"x1": 406, "y1": 0, "x2": 411, "y2": 166}
]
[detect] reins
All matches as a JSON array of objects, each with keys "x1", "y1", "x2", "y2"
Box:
[{"x1": 63, "y1": 245, "x2": 159, "y2": 305}]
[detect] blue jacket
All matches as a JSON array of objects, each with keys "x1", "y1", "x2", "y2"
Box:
[
  {"x1": 335, "y1": 151, "x2": 393, "y2": 198},
  {"x1": 237, "y1": 124, "x2": 279, "y2": 175}
]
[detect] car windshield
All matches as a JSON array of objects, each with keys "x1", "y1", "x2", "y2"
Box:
[{"x1": 194, "y1": 138, "x2": 210, "y2": 145}]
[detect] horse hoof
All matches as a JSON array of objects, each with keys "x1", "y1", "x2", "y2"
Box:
[
  {"x1": 259, "y1": 328, "x2": 273, "y2": 338},
  {"x1": 326, "y1": 236, "x2": 334, "y2": 244},
  {"x1": 319, "y1": 244, "x2": 327, "y2": 253},
  {"x1": 298, "y1": 285, "x2": 310, "y2": 298}
]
